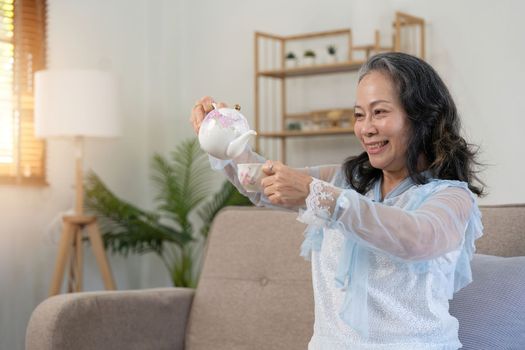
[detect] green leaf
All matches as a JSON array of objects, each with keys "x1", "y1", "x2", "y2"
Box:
[
  {"x1": 84, "y1": 137, "x2": 253, "y2": 288},
  {"x1": 197, "y1": 181, "x2": 253, "y2": 238},
  {"x1": 85, "y1": 172, "x2": 192, "y2": 255},
  {"x1": 151, "y1": 139, "x2": 211, "y2": 231}
]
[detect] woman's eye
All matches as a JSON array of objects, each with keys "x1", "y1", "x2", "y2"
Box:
[
  {"x1": 354, "y1": 112, "x2": 364, "y2": 119},
  {"x1": 373, "y1": 109, "x2": 387, "y2": 116}
]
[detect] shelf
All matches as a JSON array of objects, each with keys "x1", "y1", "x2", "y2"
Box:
[
  {"x1": 285, "y1": 108, "x2": 354, "y2": 120},
  {"x1": 257, "y1": 60, "x2": 365, "y2": 78},
  {"x1": 258, "y1": 127, "x2": 354, "y2": 138},
  {"x1": 254, "y1": 13, "x2": 425, "y2": 162}
]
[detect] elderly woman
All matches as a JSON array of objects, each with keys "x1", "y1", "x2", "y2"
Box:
[{"x1": 190, "y1": 52, "x2": 484, "y2": 350}]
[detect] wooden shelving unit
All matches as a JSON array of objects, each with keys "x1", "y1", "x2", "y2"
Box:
[
  {"x1": 259, "y1": 127, "x2": 356, "y2": 138},
  {"x1": 257, "y1": 60, "x2": 365, "y2": 79},
  {"x1": 254, "y1": 12, "x2": 425, "y2": 162}
]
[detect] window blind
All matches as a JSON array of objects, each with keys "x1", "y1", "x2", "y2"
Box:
[{"x1": 0, "y1": 0, "x2": 46, "y2": 185}]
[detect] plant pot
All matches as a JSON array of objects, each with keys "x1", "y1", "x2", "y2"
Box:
[
  {"x1": 285, "y1": 58, "x2": 298, "y2": 69},
  {"x1": 303, "y1": 56, "x2": 316, "y2": 66},
  {"x1": 327, "y1": 54, "x2": 338, "y2": 64}
]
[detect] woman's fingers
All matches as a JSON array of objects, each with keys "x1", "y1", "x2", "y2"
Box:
[
  {"x1": 190, "y1": 105, "x2": 204, "y2": 134},
  {"x1": 262, "y1": 160, "x2": 283, "y2": 176},
  {"x1": 262, "y1": 181, "x2": 279, "y2": 203},
  {"x1": 260, "y1": 162, "x2": 312, "y2": 207},
  {"x1": 190, "y1": 96, "x2": 216, "y2": 134},
  {"x1": 198, "y1": 96, "x2": 215, "y2": 112},
  {"x1": 262, "y1": 160, "x2": 273, "y2": 175},
  {"x1": 188, "y1": 97, "x2": 238, "y2": 135}
]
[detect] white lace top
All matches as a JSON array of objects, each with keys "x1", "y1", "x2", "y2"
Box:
[{"x1": 209, "y1": 149, "x2": 483, "y2": 350}]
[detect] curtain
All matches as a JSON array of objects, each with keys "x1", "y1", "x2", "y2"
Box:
[{"x1": 0, "y1": 0, "x2": 46, "y2": 185}]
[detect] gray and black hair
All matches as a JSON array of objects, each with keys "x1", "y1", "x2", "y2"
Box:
[{"x1": 343, "y1": 52, "x2": 484, "y2": 196}]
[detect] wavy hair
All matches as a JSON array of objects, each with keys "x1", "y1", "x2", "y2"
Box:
[{"x1": 343, "y1": 52, "x2": 484, "y2": 196}]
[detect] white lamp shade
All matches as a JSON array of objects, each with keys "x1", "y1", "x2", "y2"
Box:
[{"x1": 34, "y1": 70, "x2": 121, "y2": 138}]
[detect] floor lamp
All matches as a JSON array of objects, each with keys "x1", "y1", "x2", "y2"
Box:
[{"x1": 34, "y1": 70, "x2": 121, "y2": 296}]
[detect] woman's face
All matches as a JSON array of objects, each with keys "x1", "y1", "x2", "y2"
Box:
[{"x1": 354, "y1": 70, "x2": 412, "y2": 179}]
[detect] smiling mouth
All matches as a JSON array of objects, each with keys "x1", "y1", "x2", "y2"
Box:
[
  {"x1": 367, "y1": 141, "x2": 388, "y2": 149},
  {"x1": 365, "y1": 140, "x2": 389, "y2": 154}
]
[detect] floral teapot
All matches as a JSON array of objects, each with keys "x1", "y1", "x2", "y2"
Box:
[{"x1": 198, "y1": 104, "x2": 257, "y2": 160}]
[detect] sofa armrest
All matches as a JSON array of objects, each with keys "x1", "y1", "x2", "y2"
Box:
[{"x1": 26, "y1": 287, "x2": 194, "y2": 350}]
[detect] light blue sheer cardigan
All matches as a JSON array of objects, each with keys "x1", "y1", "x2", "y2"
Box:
[
  {"x1": 210, "y1": 150, "x2": 483, "y2": 339},
  {"x1": 299, "y1": 168, "x2": 483, "y2": 338}
]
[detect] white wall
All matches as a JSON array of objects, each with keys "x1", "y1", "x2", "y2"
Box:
[
  {"x1": 397, "y1": 0, "x2": 525, "y2": 204},
  {"x1": 175, "y1": 0, "x2": 525, "y2": 204},
  {"x1": 1, "y1": 0, "x2": 524, "y2": 348},
  {"x1": 0, "y1": 0, "x2": 175, "y2": 348}
]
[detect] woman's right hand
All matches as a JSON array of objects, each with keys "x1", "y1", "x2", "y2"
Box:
[{"x1": 189, "y1": 96, "x2": 227, "y2": 135}]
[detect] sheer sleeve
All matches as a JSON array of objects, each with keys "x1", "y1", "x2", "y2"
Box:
[
  {"x1": 303, "y1": 165, "x2": 341, "y2": 182},
  {"x1": 298, "y1": 178, "x2": 474, "y2": 261},
  {"x1": 208, "y1": 147, "x2": 279, "y2": 208},
  {"x1": 209, "y1": 145, "x2": 343, "y2": 210}
]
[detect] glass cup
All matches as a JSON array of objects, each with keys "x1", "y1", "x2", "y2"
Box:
[{"x1": 237, "y1": 163, "x2": 264, "y2": 192}]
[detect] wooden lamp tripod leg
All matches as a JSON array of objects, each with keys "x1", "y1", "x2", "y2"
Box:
[
  {"x1": 74, "y1": 226, "x2": 84, "y2": 292},
  {"x1": 67, "y1": 225, "x2": 84, "y2": 293},
  {"x1": 87, "y1": 221, "x2": 116, "y2": 290},
  {"x1": 67, "y1": 226, "x2": 76, "y2": 293},
  {"x1": 49, "y1": 221, "x2": 76, "y2": 296},
  {"x1": 48, "y1": 138, "x2": 117, "y2": 294}
]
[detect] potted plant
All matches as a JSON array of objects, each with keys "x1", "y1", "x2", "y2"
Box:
[
  {"x1": 303, "y1": 49, "x2": 316, "y2": 66},
  {"x1": 327, "y1": 45, "x2": 337, "y2": 63},
  {"x1": 286, "y1": 121, "x2": 302, "y2": 131},
  {"x1": 285, "y1": 51, "x2": 298, "y2": 68},
  {"x1": 85, "y1": 138, "x2": 252, "y2": 288}
]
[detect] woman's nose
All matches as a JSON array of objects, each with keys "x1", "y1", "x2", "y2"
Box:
[{"x1": 360, "y1": 117, "x2": 377, "y2": 137}]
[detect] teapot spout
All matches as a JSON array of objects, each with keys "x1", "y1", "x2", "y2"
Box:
[{"x1": 226, "y1": 130, "x2": 257, "y2": 159}]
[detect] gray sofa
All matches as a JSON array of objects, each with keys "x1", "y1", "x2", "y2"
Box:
[{"x1": 26, "y1": 205, "x2": 525, "y2": 350}]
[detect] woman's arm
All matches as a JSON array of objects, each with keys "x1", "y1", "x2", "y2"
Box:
[
  {"x1": 299, "y1": 179, "x2": 474, "y2": 261},
  {"x1": 190, "y1": 97, "x2": 276, "y2": 207},
  {"x1": 210, "y1": 147, "x2": 277, "y2": 208},
  {"x1": 302, "y1": 165, "x2": 341, "y2": 182},
  {"x1": 213, "y1": 150, "x2": 340, "y2": 210},
  {"x1": 189, "y1": 96, "x2": 340, "y2": 209}
]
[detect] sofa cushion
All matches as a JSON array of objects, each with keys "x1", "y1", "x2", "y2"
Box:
[
  {"x1": 450, "y1": 254, "x2": 525, "y2": 350},
  {"x1": 185, "y1": 207, "x2": 314, "y2": 350}
]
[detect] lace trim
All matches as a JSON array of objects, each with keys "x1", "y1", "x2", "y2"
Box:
[{"x1": 298, "y1": 179, "x2": 337, "y2": 226}]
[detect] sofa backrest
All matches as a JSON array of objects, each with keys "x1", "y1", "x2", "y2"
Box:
[
  {"x1": 476, "y1": 204, "x2": 525, "y2": 256},
  {"x1": 185, "y1": 207, "x2": 312, "y2": 350},
  {"x1": 185, "y1": 204, "x2": 525, "y2": 350},
  {"x1": 451, "y1": 204, "x2": 525, "y2": 349}
]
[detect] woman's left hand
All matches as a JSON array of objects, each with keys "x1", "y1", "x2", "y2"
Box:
[{"x1": 261, "y1": 160, "x2": 313, "y2": 208}]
